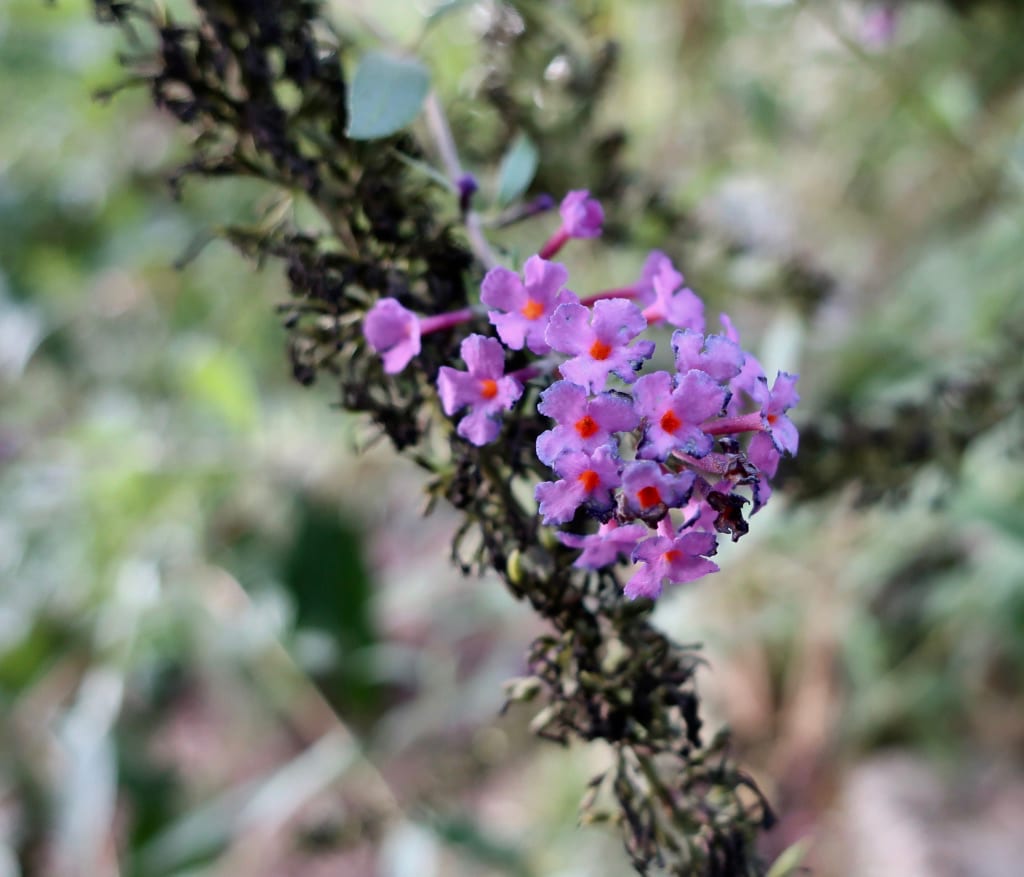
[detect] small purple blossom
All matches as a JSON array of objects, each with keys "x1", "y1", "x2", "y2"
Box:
[
  {"x1": 745, "y1": 371, "x2": 800, "y2": 477},
  {"x1": 620, "y1": 460, "x2": 695, "y2": 521},
  {"x1": 437, "y1": 334, "x2": 523, "y2": 446},
  {"x1": 559, "y1": 190, "x2": 604, "y2": 239},
  {"x1": 624, "y1": 520, "x2": 719, "y2": 600},
  {"x1": 536, "y1": 381, "x2": 639, "y2": 467},
  {"x1": 638, "y1": 254, "x2": 704, "y2": 332},
  {"x1": 633, "y1": 370, "x2": 728, "y2": 460},
  {"x1": 534, "y1": 446, "x2": 622, "y2": 525},
  {"x1": 862, "y1": 5, "x2": 898, "y2": 50},
  {"x1": 546, "y1": 298, "x2": 655, "y2": 393},
  {"x1": 481, "y1": 256, "x2": 578, "y2": 354},
  {"x1": 363, "y1": 298, "x2": 420, "y2": 374},
  {"x1": 672, "y1": 330, "x2": 745, "y2": 383},
  {"x1": 557, "y1": 520, "x2": 648, "y2": 570}
]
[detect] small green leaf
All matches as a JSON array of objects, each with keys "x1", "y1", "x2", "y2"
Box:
[
  {"x1": 347, "y1": 51, "x2": 430, "y2": 140},
  {"x1": 765, "y1": 838, "x2": 810, "y2": 877},
  {"x1": 496, "y1": 133, "x2": 539, "y2": 206}
]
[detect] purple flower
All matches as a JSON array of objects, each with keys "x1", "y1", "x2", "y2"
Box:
[
  {"x1": 534, "y1": 446, "x2": 622, "y2": 525},
  {"x1": 633, "y1": 370, "x2": 728, "y2": 460},
  {"x1": 638, "y1": 254, "x2": 704, "y2": 332},
  {"x1": 536, "y1": 381, "x2": 640, "y2": 467},
  {"x1": 624, "y1": 520, "x2": 719, "y2": 600},
  {"x1": 557, "y1": 520, "x2": 649, "y2": 570},
  {"x1": 481, "y1": 256, "x2": 578, "y2": 354},
  {"x1": 744, "y1": 370, "x2": 799, "y2": 477},
  {"x1": 437, "y1": 334, "x2": 523, "y2": 446},
  {"x1": 546, "y1": 298, "x2": 655, "y2": 393},
  {"x1": 671, "y1": 330, "x2": 745, "y2": 383},
  {"x1": 620, "y1": 460, "x2": 695, "y2": 521},
  {"x1": 862, "y1": 6, "x2": 898, "y2": 50},
  {"x1": 559, "y1": 190, "x2": 604, "y2": 239},
  {"x1": 364, "y1": 298, "x2": 420, "y2": 374}
]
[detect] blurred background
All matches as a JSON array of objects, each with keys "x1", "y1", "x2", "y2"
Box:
[{"x1": 2, "y1": 0, "x2": 1024, "y2": 874}]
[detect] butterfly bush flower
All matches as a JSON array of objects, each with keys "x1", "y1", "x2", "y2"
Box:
[
  {"x1": 746, "y1": 371, "x2": 800, "y2": 478},
  {"x1": 633, "y1": 370, "x2": 729, "y2": 461},
  {"x1": 624, "y1": 520, "x2": 719, "y2": 600},
  {"x1": 546, "y1": 298, "x2": 655, "y2": 393},
  {"x1": 637, "y1": 252, "x2": 704, "y2": 331},
  {"x1": 364, "y1": 298, "x2": 421, "y2": 373},
  {"x1": 671, "y1": 330, "x2": 745, "y2": 383},
  {"x1": 437, "y1": 334, "x2": 523, "y2": 446},
  {"x1": 373, "y1": 175, "x2": 799, "y2": 602},
  {"x1": 557, "y1": 520, "x2": 648, "y2": 570},
  {"x1": 620, "y1": 461, "x2": 695, "y2": 522},
  {"x1": 535, "y1": 446, "x2": 622, "y2": 525},
  {"x1": 482, "y1": 256, "x2": 578, "y2": 354},
  {"x1": 535, "y1": 380, "x2": 639, "y2": 467},
  {"x1": 539, "y1": 190, "x2": 605, "y2": 259}
]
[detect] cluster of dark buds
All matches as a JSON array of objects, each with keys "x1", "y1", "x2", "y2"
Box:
[{"x1": 365, "y1": 191, "x2": 799, "y2": 601}]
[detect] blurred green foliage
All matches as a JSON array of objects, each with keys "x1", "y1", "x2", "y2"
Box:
[{"x1": 3, "y1": 0, "x2": 1024, "y2": 874}]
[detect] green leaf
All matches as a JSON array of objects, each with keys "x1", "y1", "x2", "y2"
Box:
[
  {"x1": 496, "y1": 133, "x2": 539, "y2": 206},
  {"x1": 765, "y1": 838, "x2": 810, "y2": 877},
  {"x1": 347, "y1": 51, "x2": 430, "y2": 141}
]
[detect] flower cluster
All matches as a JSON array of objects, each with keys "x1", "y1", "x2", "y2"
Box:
[{"x1": 363, "y1": 190, "x2": 799, "y2": 600}]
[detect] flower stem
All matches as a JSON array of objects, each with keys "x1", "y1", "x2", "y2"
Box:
[
  {"x1": 538, "y1": 227, "x2": 570, "y2": 260},
  {"x1": 419, "y1": 307, "x2": 475, "y2": 335}
]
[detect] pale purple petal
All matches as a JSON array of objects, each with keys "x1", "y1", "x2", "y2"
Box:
[
  {"x1": 633, "y1": 371, "x2": 675, "y2": 420},
  {"x1": 460, "y1": 333, "x2": 506, "y2": 378},
  {"x1": 437, "y1": 366, "x2": 478, "y2": 415},
  {"x1": 672, "y1": 330, "x2": 744, "y2": 382},
  {"x1": 545, "y1": 302, "x2": 593, "y2": 356},
  {"x1": 458, "y1": 407, "x2": 502, "y2": 446},
  {"x1": 523, "y1": 254, "x2": 571, "y2": 297},
  {"x1": 558, "y1": 520, "x2": 648, "y2": 569},
  {"x1": 559, "y1": 190, "x2": 604, "y2": 238},
  {"x1": 587, "y1": 391, "x2": 641, "y2": 434},
  {"x1": 675, "y1": 369, "x2": 729, "y2": 425},
  {"x1": 364, "y1": 298, "x2": 421, "y2": 374},
  {"x1": 537, "y1": 380, "x2": 588, "y2": 422},
  {"x1": 591, "y1": 298, "x2": 648, "y2": 342},
  {"x1": 480, "y1": 266, "x2": 525, "y2": 312},
  {"x1": 535, "y1": 478, "x2": 588, "y2": 525}
]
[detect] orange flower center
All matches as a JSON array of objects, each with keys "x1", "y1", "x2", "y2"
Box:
[
  {"x1": 637, "y1": 486, "x2": 662, "y2": 509},
  {"x1": 662, "y1": 550, "x2": 681, "y2": 563},
  {"x1": 521, "y1": 299, "x2": 545, "y2": 320},
  {"x1": 767, "y1": 413, "x2": 778, "y2": 425},
  {"x1": 479, "y1": 379, "x2": 498, "y2": 400},
  {"x1": 659, "y1": 410, "x2": 682, "y2": 434},
  {"x1": 589, "y1": 339, "x2": 612, "y2": 361},
  {"x1": 578, "y1": 470, "x2": 600, "y2": 492},
  {"x1": 574, "y1": 415, "x2": 599, "y2": 438}
]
